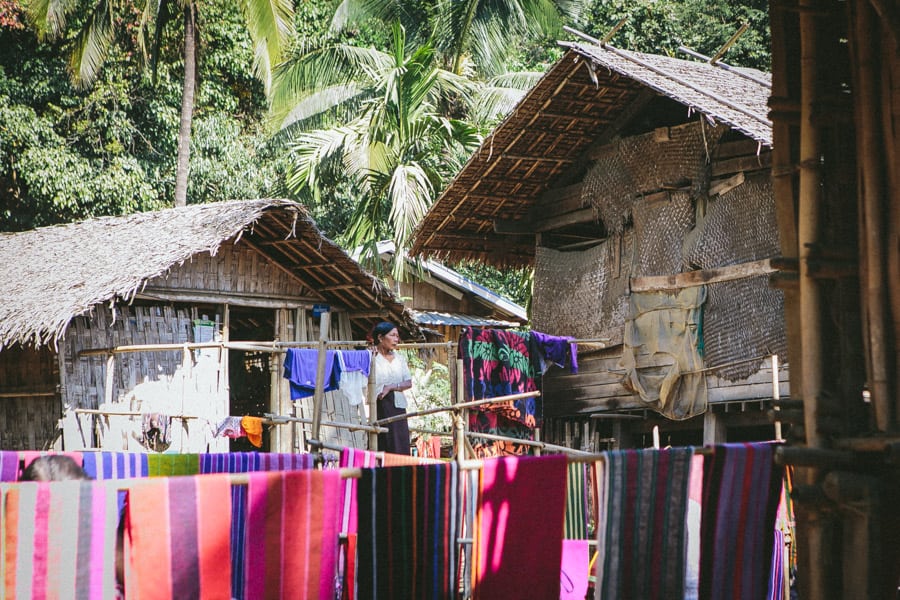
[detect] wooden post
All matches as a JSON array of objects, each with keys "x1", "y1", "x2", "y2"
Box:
[
  {"x1": 367, "y1": 352, "x2": 378, "y2": 451},
  {"x1": 703, "y1": 410, "x2": 726, "y2": 446},
  {"x1": 310, "y1": 310, "x2": 331, "y2": 444},
  {"x1": 772, "y1": 354, "x2": 783, "y2": 441},
  {"x1": 104, "y1": 353, "x2": 115, "y2": 407}
]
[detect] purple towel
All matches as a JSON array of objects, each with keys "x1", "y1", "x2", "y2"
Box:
[
  {"x1": 0, "y1": 451, "x2": 20, "y2": 481},
  {"x1": 340, "y1": 350, "x2": 372, "y2": 376},
  {"x1": 530, "y1": 330, "x2": 578, "y2": 374},
  {"x1": 283, "y1": 348, "x2": 342, "y2": 400}
]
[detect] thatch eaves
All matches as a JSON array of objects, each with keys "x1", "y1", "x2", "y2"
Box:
[
  {"x1": 410, "y1": 45, "x2": 772, "y2": 267},
  {"x1": 0, "y1": 199, "x2": 421, "y2": 349}
]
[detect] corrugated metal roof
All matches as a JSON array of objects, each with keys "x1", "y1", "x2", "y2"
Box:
[{"x1": 410, "y1": 310, "x2": 522, "y2": 328}]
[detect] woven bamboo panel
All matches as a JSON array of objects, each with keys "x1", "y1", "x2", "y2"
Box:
[
  {"x1": 631, "y1": 191, "x2": 695, "y2": 276},
  {"x1": 682, "y1": 172, "x2": 785, "y2": 380},
  {"x1": 582, "y1": 122, "x2": 726, "y2": 235},
  {"x1": 0, "y1": 396, "x2": 58, "y2": 450},
  {"x1": 533, "y1": 231, "x2": 632, "y2": 344}
]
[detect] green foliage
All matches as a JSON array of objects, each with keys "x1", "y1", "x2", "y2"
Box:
[
  {"x1": 451, "y1": 261, "x2": 531, "y2": 308},
  {"x1": 0, "y1": 0, "x2": 286, "y2": 231},
  {"x1": 578, "y1": 0, "x2": 770, "y2": 70},
  {"x1": 406, "y1": 354, "x2": 452, "y2": 432}
]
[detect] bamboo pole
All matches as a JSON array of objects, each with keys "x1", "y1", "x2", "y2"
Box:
[
  {"x1": 264, "y1": 414, "x2": 387, "y2": 434},
  {"x1": 373, "y1": 391, "x2": 541, "y2": 426},
  {"x1": 796, "y1": 4, "x2": 829, "y2": 599},
  {"x1": 853, "y1": 1, "x2": 892, "y2": 431},
  {"x1": 310, "y1": 311, "x2": 331, "y2": 445}
]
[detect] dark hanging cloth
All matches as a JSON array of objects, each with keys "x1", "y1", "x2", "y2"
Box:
[
  {"x1": 357, "y1": 463, "x2": 459, "y2": 600},
  {"x1": 698, "y1": 442, "x2": 784, "y2": 600},
  {"x1": 377, "y1": 391, "x2": 411, "y2": 455}
]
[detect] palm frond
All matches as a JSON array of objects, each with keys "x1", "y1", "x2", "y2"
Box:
[
  {"x1": 270, "y1": 43, "x2": 391, "y2": 126},
  {"x1": 25, "y1": 0, "x2": 76, "y2": 41},
  {"x1": 472, "y1": 71, "x2": 541, "y2": 122},
  {"x1": 276, "y1": 83, "x2": 366, "y2": 131},
  {"x1": 69, "y1": 0, "x2": 116, "y2": 89},
  {"x1": 285, "y1": 126, "x2": 357, "y2": 194},
  {"x1": 240, "y1": 0, "x2": 294, "y2": 93}
]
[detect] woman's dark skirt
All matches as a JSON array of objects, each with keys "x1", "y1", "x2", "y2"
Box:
[{"x1": 377, "y1": 391, "x2": 410, "y2": 455}]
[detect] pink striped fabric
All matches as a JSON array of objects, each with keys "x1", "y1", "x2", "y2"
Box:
[
  {"x1": 4, "y1": 480, "x2": 119, "y2": 599},
  {"x1": 243, "y1": 470, "x2": 342, "y2": 599},
  {"x1": 338, "y1": 448, "x2": 380, "y2": 534}
]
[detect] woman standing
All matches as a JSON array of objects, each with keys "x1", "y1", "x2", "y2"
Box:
[{"x1": 371, "y1": 321, "x2": 413, "y2": 455}]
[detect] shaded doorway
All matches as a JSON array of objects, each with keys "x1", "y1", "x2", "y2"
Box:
[{"x1": 228, "y1": 308, "x2": 275, "y2": 452}]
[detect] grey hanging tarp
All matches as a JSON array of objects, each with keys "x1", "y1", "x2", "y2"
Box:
[{"x1": 620, "y1": 287, "x2": 707, "y2": 420}]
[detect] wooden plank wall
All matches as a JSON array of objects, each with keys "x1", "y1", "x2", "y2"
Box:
[
  {"x1": 543, "y1": 346, "x2": 790, "y2": 417},
  {"x1": 147, "y1": 243, "x2": 314, "y2": 298},
  {"x1": 0, "y1": 345, "x2": 59, "y2": 450}
]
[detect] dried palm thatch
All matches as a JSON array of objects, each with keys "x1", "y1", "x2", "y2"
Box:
[
  {"x1": 0, "y1": 199, "x2": 421, "y2": 349},
  {"x1": 411, "y1": 45, "x2": 771, "y2": 267}
]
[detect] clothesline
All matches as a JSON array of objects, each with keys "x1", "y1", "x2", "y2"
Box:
[
  {"x1": 74, "y1": 408, "x2": 201, "y2": 420},
  {"x1": 263, "y1": 413, "x2": 387, "y2": 434},
  {"x1": 373, "y1": 391, "x2": 541, "y2": 426},
  {"x1": 79, "y1": 339, "x2": 456, "y2": 357}
]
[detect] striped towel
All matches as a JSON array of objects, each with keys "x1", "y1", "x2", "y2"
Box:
[
  {"x1": 125, "y1": 474, "x2": 233, "y2": 599},
  {"x1": 699, "y1": 442, "x2": 783, "y2": 600},
  {"x1": 381, "y1": 452, "x2": 445, "y2": 467},
  {"x1": 198, "y1": 452, "x2": 316, "y2": 474},
  {"x1": 357, "y1": 463, "x2": 459, "y2": 600},
  {"x1": 564, "y1": 462, "x2": 589, "y2": 539},
  {"x1": 82, "y1": 452, "x2": 149, "y2": 480},
  {"x1": 4, "y1": 480, "x2": 119, "y2": 599},
  {"x1": 147, "y1": 453, "x2": 199, "y2": 476},
  {"x1": 339, "y1": 448, "x2": 380, "y2": 535},
  {"x1": 197, "y1": 452, "x2": 317, "y2": 597},
  {"x1": 472, "y1": 455, "x2": 567, "y2": 600},
  {"x1": 595, "y1": 447, "x2": 694, "y2": 600},
  {"x1": 242, "y1": 470, "x2": 342, "y2": 599}
]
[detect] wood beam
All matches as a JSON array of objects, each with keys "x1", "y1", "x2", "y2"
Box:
[
  {"x1": 629, "y1": 258, "x2": 779, "y2": 292},
  {"x1": 494, "y1": 208, "x2": 597, "y2": 235}
]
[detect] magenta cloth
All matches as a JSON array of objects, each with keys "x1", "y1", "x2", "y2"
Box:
[
  {"x1": 530, "y1": 330, "x2": 578, "y2": 374},
  {"x1": 560, "y1": 540, "x2": 589, "y2": 600},
  {"x1": 0, "y1": 451, "x2": 19, "y2": 481},
  {"x1": 474, "y1": 455, "x2": 567, "y2": 599}
]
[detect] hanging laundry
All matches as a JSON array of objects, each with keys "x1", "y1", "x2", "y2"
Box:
[
  {"x1": 381, "y1": 452, "x2": 445, "y2": 467},
  {"x1": 0, "y1": 451, "x2": 19, "y2": 481},
  {"x1": 336, "y1": 350, "x2": 371, "y2": 406},
  {"x1": 559, "y1": 539, "x2": 590, "y2": 600},
  {"x1": 472, "y1": 455, "x2": 567, "y2": 600},
  {"x1": 531, "y1": 330, "x2": 579, "y2": 374},
  {"x1": 4, "y1": 480, "x2": 119, "y2": 599},
  {"x1": 82, "y1": 452, "x2": 149, "y2": 480},
  {"x1": 595, "y1": 447, "x2": 694, "y2": 600},
  {"x1": 242, "y1": 470, "x2": 341, "y2": 600},
  {"x1": 337, "y1": 448, "x2": 380, "y2": 600},
  {"x1": 459, "y1": 327, "x2": 543, "y2": 457},
  {"x1": 699, "y1": 443, "x2": 784, "y2": 600},
  {"x1": 214, "y1": 416, "x2": 246, "y2": 439},
  {"x1": 357, "y1": 463, "x2": 459, "y2": 600},
  {"x1": 126, "y1": 474, "x2": 233, "y2": 599},
  {"x1": 282, "y1": 348, "x2": 342, "y2": 400},
  {"x1": 240, "y1": 416, "x2": 264, "y2": 448},
  {"x1": 139, "y1": 413, "x2": 172, "y2": 452},
  {"x1": 146, "y1": 453, "x2": 199, "y2": 477},
  {"x1": 564, "y1": 462, "x2": 589, "y2": 540}
]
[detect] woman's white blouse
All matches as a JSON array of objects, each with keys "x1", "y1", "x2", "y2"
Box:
[{"x1": 373, "y1": 352, "x2": 411, "y2": 409}]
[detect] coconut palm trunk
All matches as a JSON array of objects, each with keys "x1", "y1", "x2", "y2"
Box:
[{"x1": 174, "y1": 3, "x2": 197, "y2": 207}]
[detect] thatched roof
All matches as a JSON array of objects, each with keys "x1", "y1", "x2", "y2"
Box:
[
  {"x1": 410, "y1": 45, "x2": 772, "y2": 267},
  {"x1": 0, "y1": 199, "x2": 420, "y2": 349}
]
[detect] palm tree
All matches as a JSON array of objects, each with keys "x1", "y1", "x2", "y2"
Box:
[
  {"x1": 25, "y1": 0, "x2": 293, "y2": 206},
  {"x1": 329, "y1": 0, "x2": 584, "y2": 77},
  {"x1": 275, "y1": 23, "x2": 481, "y2": 278}
]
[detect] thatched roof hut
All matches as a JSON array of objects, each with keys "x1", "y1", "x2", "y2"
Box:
[
  {"x1": 0, "y1": 198, "x2": 419, "y2": 350},
  {"x1": 411, "y1": 43, "x2": 771, "y2": 267}
]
